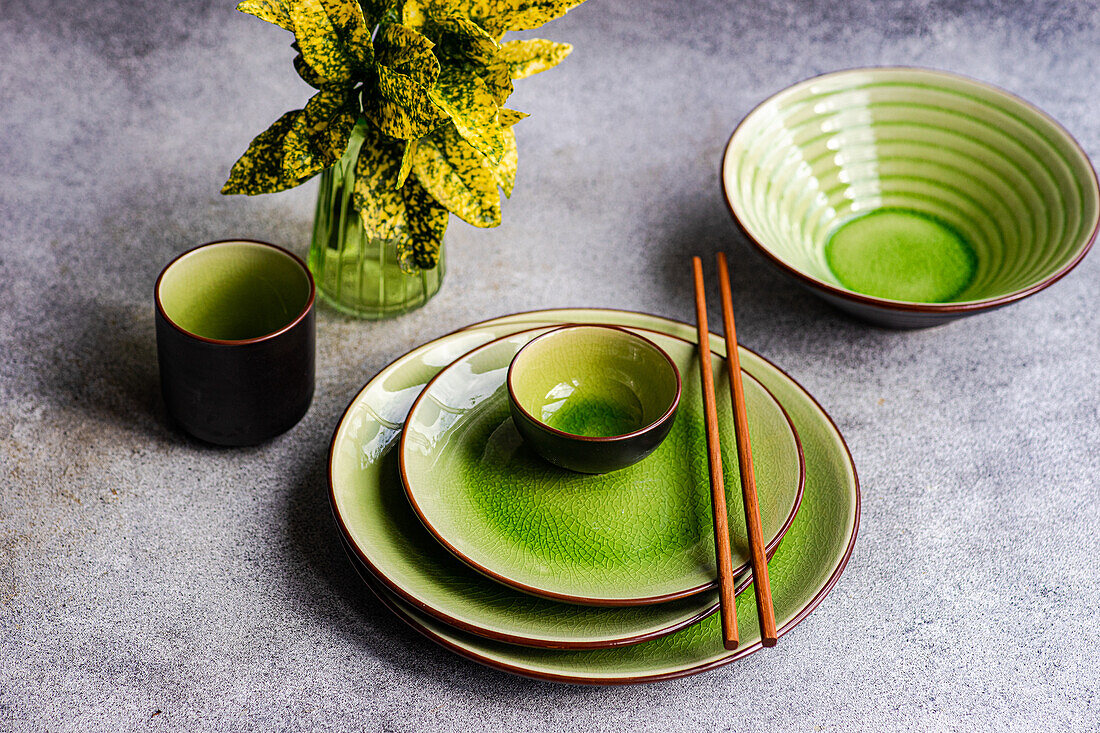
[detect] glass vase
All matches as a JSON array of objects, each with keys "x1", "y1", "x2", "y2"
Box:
[{"x1": 308, "y1": 121, "x2": 445, "y2": 319}]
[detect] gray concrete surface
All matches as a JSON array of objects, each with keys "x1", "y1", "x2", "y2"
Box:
[{"x1": 2, "y1": 0, "x2": 1099, "y2": 730}]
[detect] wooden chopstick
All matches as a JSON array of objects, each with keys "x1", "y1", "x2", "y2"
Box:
[
  {"x1": 692, "y1": 256, "x2": 738, "y2": 651},
  {"x1": 716, "y1": 252, "x2": 778, "y2": 647}
]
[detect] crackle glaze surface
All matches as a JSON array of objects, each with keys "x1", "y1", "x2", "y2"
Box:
[
  {"x1": 371, "y1": 309, "x2": 859, "y2": 682},
  {"x1": 399, "y1": 327, "x2": 803, "y2": 605},
  {"x1": 331, "y1": 326, "x2": 729, "y2": 649}
]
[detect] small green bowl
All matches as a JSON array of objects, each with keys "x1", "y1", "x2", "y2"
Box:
[
  {"x1": 722, "y1": 67, "x2": 1100, "y2": 328},
  {"x1": 506, "y1": 325, "x2": 681, "y2": 474}
]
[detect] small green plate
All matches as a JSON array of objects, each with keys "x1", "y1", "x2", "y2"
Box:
[
  {"x1": 399, "y1": 328, "x2": 805, "y2": 606},
  {"x1": 331, "y1": 329, "x2": 759, "y2": 650}
]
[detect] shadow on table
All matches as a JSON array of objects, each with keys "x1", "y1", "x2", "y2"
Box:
[
  {"x1": 28, "y1": 176, "x2": 317, "y2": 446},
  {"x1": 647, "y1": 197, "x2": 939, "y2": 338},
  {"x1": 281, "y1": 439, "x2": 435, "y2": 664},
  {"x1": 645, "y1": 199, "x2": 924, "y2": 383},
  {"x1": 651, "y1": 200, "x2": 841, "y2": 331},
  {"x1": 33, "y1": 297, "x2": 184, "y2": 444}
]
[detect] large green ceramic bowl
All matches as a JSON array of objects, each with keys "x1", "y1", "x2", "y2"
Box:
[
  {"x1": 507, "y1": 325, "x2": 681, "y2": 474},
  {"x1": 722, "y1": 67, "x2": 1100, "y2": 328}
]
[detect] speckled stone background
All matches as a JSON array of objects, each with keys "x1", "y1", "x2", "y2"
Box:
[{"x1": 2, "y1": 0, "x2": 1099, "y2": 730}]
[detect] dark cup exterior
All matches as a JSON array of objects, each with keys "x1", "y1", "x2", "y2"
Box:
[
  {"x1": 508, "y1": 400, "x2": 678, "y2": 475},
  {"x1": 154, "y1": 241, "x2": 316, "y2": 447}
]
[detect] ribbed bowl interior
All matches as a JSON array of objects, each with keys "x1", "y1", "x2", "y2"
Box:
[{"x1": 723, "y1": 68, "x2": 1099, "y2": 305}]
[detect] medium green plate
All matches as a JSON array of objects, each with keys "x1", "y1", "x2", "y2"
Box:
[
  {"x1": 350, "y1": 308, "x2": 854, "y2": 683},
  {"x1": 399, "y1": 328, "x2": 805, "y2": 606},
  {"x1": 331, "y1": 329, "x2": 773, "y2": 649}
]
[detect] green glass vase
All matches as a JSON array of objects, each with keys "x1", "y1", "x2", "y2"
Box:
[{"x1": 308, "y1": 121, "x2": 445, "y2": 320}]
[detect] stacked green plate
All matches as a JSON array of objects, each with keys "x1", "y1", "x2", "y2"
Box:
[
  {"x1": 329, "y1": 308, "x2": 860, "y2": 683},
  {"x1": 399, "y1": 327, "x2": 805, "y2": 606}
]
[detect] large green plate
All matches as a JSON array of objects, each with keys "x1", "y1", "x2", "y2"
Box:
[
  {"x1": 362, "y1": 308, "x2": 859, "y2": 683},
  {"x1": 332, "y1": 330, "x2": 758, "y2": 649},
  {"x1": 399, "y1": 328, "x2": 805, "y2": 606}
]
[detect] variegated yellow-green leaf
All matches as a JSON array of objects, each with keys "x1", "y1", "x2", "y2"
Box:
[
  {"x1": 466, "y1": 0, "x2": 583, "y2": 36},
  {"x1": 374, "y1": 22, "x2": 435, "y2": 69},
  {"x1": 431, "y1": 13, "x2": 499, "y2": 66},
  {"x1": 405, "y1": 0, "x2": 469, "y2": 26},
  {"x1": 409, "y1": 0, "x2": 459, "y2": 14},
  {"x1": 400, "y1": 0, "x2": 428, "y2": 28},
  {"x1": 487, "y1": 125, "x2": 517, "y2": 197},
  {"x1": 291, "y1": 40, "x2": 358, "y2": 89},
  {"x1": 414, "y1": 126, "x2": 501, "y2": 227},
  {"x1": 457, "y1": 0, "x2": 508, "y2": 36},
  {"x1": 393, "y1": 54, "x2": 441, "y2": 92},
  {"x1": 444, "y1": 108, "x2": 522, "y2": 197},
  {"x1": 352, "y1": 125, "x2": 447, "y2": 270},
  {"x1": 318, "y1": 0, "x2": 374, "y2": 68},
  {"x1": 432, "y1": 57, "x2": 511, "y2": 108},
  {"x1": 293, "y1": 52, "x2": 326, "y2": 89},
  {"x1": 505, "y1": 0, "x2": 585, "y2": 32},
  {"x1": 364, "y1": 22, "x2": 446, "y2": 138},
  {"x1": 363, "y1": 64, "x2": 446, "y2": 139},
  {"x1": 499, "y1": 39, "x2": 572, "y2": 79},
  {"x1": 282, "y1": 88, "x2": 358, "y2": 179},
  {"x1": 436, "y1": 13, "x2": 496, "y2": 45},
  {"x1": 222, "y1": 111, "x2": 306, "y2": 195},
  {"x1": 353, "y1": 123, "x2": 408, "y2": 239},
  {"x1": 428, "y1": 65, "x2": 505, "y2": 164},
  {"x1": 400, "y1": 175, "x2": 449, "y2": 270},
  {"x1": 237, "y1": 0, "x2": 294, "y2": 31},
  {"x1": 289, "y1": 0, "x2": 359, "y2": 83},
  {"x1": 397, "y1": 138, "x2": 418, "y2": 188},
  {"x1": 498, "y1": 108, "x2": 529, "y2": 127},
  {"x1": 453, "y1": 119, "x2": 517, "y2": 197},
  {"x1": 480, "y1": 60, "x2": 514, "y2": 106},
  {"x1": 439, "y1": 12, "x2": 496, "y2": 42}
]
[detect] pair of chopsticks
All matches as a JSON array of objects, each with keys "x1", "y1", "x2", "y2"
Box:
[{"x1": 692, "y1": 253, "x2": 777, "y2": 651}]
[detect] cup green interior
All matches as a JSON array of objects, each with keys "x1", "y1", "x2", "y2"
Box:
[
  {"x1": 509, "y1": 326, "x2": 679, "y2": 438},
  {"x1": 723, "y1": 68, "x2": 1099, "y2": 305},
  {"x1": 158, "y1": 241, "x2": 312, "y2": 341}
]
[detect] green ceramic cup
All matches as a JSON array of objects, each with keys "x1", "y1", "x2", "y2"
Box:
[
  {"x1": 722, "y1": 67, "x2": 1100, "y2": 328},
  {"x1": 506, "y1": 325, "x2": 681, "y2": 473},
  {"x1": 155, "y1": 239, "x2": 315, "y2": 446}
]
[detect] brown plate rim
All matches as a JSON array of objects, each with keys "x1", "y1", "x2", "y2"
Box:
[{"x1": 339, "y1": 534, "x2": 781, "y2": 650}]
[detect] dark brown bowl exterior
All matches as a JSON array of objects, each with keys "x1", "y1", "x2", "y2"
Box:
[
  {"x1": 804, "y1": 284, "x2": 994, "y2": 329},
  {"x1": 508, "y1": 399, "x2": 678, "y2": 474}
]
